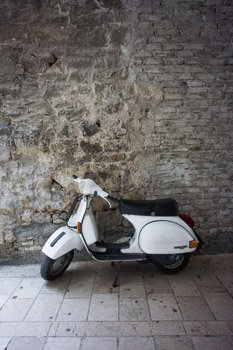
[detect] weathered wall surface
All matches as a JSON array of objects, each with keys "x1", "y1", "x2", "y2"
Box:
[{"x1": 0, "y1": 0, "x2": 233, "y2": 260}]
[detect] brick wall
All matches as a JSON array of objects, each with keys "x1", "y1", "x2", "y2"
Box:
[{"x1": 0, "y1": 0, "x2": 233, "y2": 259}]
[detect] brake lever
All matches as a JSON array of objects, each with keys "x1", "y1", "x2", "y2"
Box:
[{"x1": 102, "y1": 196, "x2": 112, "y2": 208}]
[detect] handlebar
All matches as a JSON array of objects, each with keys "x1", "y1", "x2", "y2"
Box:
[{"x1": 72, "y1": 175, "x2": 120, "y2": 206}]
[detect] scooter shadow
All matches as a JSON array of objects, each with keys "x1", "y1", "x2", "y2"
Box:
[{"x1": 42, "y1": 258, "x2": 202, "y2": 295}]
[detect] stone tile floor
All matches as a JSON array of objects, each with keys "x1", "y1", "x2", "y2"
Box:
[{"x1": 0, "y1": 253, "x2": 233, "y2": 349}]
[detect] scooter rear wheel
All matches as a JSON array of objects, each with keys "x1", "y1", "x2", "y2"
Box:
[
  {"x1": 41, "y1": 250, "x2": 74, "y2": 281},
  {"x1": 153, "y1": 253, "x2": 190, "y2": 275}
]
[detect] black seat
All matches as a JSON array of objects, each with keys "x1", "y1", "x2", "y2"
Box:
[{"x1": 120, "y1": 198, "x2": 179, "y2": 216}]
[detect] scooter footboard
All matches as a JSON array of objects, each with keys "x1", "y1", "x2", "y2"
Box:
[
  {"x1": 139, "y1": 220, "x2": 199, "y2": 255},
  {"x1": 42, "y1": 226, "x2": 84, "y2": 259}
]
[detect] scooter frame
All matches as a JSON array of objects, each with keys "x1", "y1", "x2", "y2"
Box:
[{"x1": 42, "y1": 193, "x2": 199, "y2": 262}]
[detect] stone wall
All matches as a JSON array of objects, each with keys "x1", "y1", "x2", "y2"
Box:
[{"x1": 0, "y1": 0, "x2": 233, "y2": 260}]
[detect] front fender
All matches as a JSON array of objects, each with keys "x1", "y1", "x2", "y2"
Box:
[{"x1": 42, "y1": 226, "x2": 84, "y2": 259}]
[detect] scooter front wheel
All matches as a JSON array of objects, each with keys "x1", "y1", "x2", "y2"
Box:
[
  {"x1": 152, "y1": 253, "x2": 190, "y2": 275},
  {"x1": 41, "y1": 250, "x2": 74, "y2": 281}
]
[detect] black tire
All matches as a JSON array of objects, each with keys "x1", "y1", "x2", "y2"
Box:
[
  {"x1": 41, "y1": 250, "x2": 74, "y2": 281},
  {"x1": 153, "y1": 254, "x2": 190, "y2": 275}
]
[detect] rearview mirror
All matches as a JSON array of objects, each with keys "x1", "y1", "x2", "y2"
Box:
[{"x1": 58, "y1": 211, "x2": 67, "y2": 221}]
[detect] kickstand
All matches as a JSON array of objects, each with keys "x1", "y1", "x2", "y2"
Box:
[{"x1": 111, "y1": 261, "x2": 122, "y2": 288}]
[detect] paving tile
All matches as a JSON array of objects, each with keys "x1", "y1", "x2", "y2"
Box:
[
  {"x1": 143, "y1": 275, "x2": 172, "y2": 294},
  {"x1": 150, "y1": 321, "x2": 185, "y2": 335},
  {"x1": 0, "y1": 298, "x2": 34, "y2": 321},
  {"x1": 119, "y1": 275, "x2": 146, "y2": 297},
  {"x1": 75, "y1": 321, "x2": 151, "y2": 337},
  {"x1": 70, "y1": 262, "x2": 106, "y2": 279},
  {"x1": 0, "y1": 295, "x2": 8, "y2": 308},
  {"x1": 6, "y1": 337, "x2": 45, "y2": 350},
  {"x1": 154, "y1": 336, "x2": 193, "y2": 350},
  {"x1": 192, "y1": 274, "x2": 226, "y2": 293},
  {"x1": 40, "y1": 275, "x2": 70, "y2": 294},
  {"x1": 65, "y1": 276, "x2": 94, "y2": 298},
  {"x1": 181, "y1": 266, "x2": 211, "y2": 277},
  {"x1": 176, "y1": 296, "x2": 215, "y2": 321},
  {"x1": 118, "y1": 336, "x2": 155, "y2": 350},
  {"x1": 191, "y1": 256, "x2": 229, "y2": 273},
  {"x1": 226, "y1": 285, "x2": 233, "y2": 297},
  {"x1": 180, "y1": 256, "x2": 215, "y2": 276},
  {"x1": 0, "y1": 255, "x2": 232, "y2": 348},
  {"x1": 80, "y1": 337, "x2": 117, "y2": 350},
  {"x1": 24, "y1": 265, "x2": 41, "y2": 277},
  {"x1": 119, "y1": 297, "x2": 150, "y2": 321},
  {"x1": 0, "y1": 338, "x2": 11, "y2": 350},
  {"x1": 48, "y1": 322, "x2": 76, "y2": 336},
  {"x1": 203, "y1": 292, "x2": 233, "y2": 320},
  {"x1": 137, "y1": 261, "x2": 160, "y2": 276},
  {"x1": 12, "y1": 278, "x2": 44, "y2": 298},
  {"x1": 227, "y1": 321, "x2": 233, "y2": 333},
  {"x1": 44, "y1": 337, "x2": 81, "y2": 350},
  {"x1": 169, "y1": 276, "x2": 201, "y2": 296},
  {"x1": 25, "y1": 294, "x2": 63, "y2": 321},
  {"x1": 0, "y1": 322, "x2": 51, "y2": 337},
  {"x1": 216, "y1": 274, "x2": 233, "y2": 288},
  {"x1": 188, "y1": 258, "x2": 215, "y2": 272},
  {"x1": 192, "y1": 336, "x2": 233, "y2": 350},
  {"x1": 56, "y1": 298, "x2": 90, "y2": 321},
  {"x1": 227, "y1": 336, "x2": 233, "y2": 348},
  {"x1": 92, "y1": 262, "x2": 118, "y2": 276},
  {"x1": 148, "y1": 293, "x2": 182, "y2": 321},
  {"x1": 183, "y1": 320, "x2": 233, "y2": 336},
  {"x1": 88, "y1": 293, "x2": 118, "y2": 321},
  {"x1": 93, "y1": 274, "x2": 119, "y2": 294},
  {"x1": 202, "y1": 255, "x2": 233, "y2": 274},
  {"x1": 120, "y1": 262, "x2": 141, "y2": 277},
  {"x1": 0, "y1": 265, "x2": 30, "y2": 278},
  {"x1": 49, "y1": 321, "x2": 152, "y2": 337},
  {"x1": 0, "y1": 278, "x2": 22, "y2": 295}
]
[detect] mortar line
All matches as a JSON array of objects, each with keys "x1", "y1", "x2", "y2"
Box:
[{"x1": 85, "y1": 275, "x2": 94, "y2": 322}]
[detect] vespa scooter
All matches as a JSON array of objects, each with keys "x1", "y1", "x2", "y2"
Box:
[{"x1": 41, "y1": 175, "x2": 201, "y2": 281}]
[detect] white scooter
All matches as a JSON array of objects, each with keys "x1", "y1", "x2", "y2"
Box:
[{"x1": 41, "y1": 175, "x2": 201, "y2": 281}]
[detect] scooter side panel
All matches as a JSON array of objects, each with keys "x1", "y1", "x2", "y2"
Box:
[
  {"x1": 42, "y1": 226, "x2": 84, "y2": 259},
  {"x1": 82, "y1": 209, "x2": 99, "y2": 245},
  {"x1": 139, "y1": 220, "x2": 197, "y2": 254}
]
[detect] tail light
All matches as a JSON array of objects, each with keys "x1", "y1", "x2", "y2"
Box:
[{"x1": 180, "y1": 214, "x2": 195, "y2": 228}]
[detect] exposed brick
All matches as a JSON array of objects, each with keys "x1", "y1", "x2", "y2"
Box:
[{"x1": 0, "y1": 0, "x2": 233, "y2": 259}]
